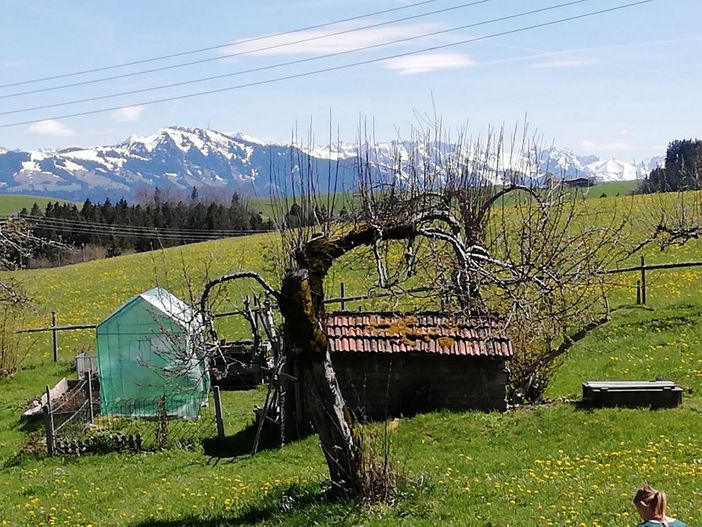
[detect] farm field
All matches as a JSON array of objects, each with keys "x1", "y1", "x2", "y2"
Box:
[
  {"x1": 584, "y1": 180, "x2": 638, "y2": 198},
  {"x1": 0, "y1": 181, "x2": 636, "y2": 220},
  {"x1": 246, "y1": 180, "x2": 640, "y2": 219},
  {"x1": 0, "y1": 194, "x2": 75, "y2": 216},
  {"x1": 1, "y1": 190, "x2": 701, "y2": 526}
]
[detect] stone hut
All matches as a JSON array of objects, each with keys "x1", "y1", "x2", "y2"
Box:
[{"x1": 326, "y1": 312, "x2": 513, "y2": 419}]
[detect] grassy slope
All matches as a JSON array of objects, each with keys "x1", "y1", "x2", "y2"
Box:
[
  {"x1": 585, "y1": 180, "x2": 638, "y2": 197},
  {"x1": 1, "y1": 191, "x2": 702, "y2": 526},
  {"x1": 0, "y1": 182, "x2": 634, "y2": 219},
  {"x1": 247, "y1": 181, "x2": 640, "y2": 219},
  {"x1": 0, "y1": 194, "x2": 74, "y2": 216}
]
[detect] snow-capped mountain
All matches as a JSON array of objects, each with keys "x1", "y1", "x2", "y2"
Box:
[
  {"x1": 0, "y1": 127, "x2": 362, "y2": 200},
  {"x1": 0, "y1": 126, "x2": 661, "y2": 201}
]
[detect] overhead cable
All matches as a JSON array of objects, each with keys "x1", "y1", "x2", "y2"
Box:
[
  {"x1": 22, "y1": 216, "x2": 271, "y2": 238},
  {"x1": 0, "y1": 0, "x2": 587, "y2": 116},
  {"x1": 0, "y1": 0, "x2": 655, "y2": 129},
  {"x1": 0, "y1": 0, "x2": 443, "y2": 89},
  {"x1": 0, "y1": 0, "x2": 496, "y2": 100}
]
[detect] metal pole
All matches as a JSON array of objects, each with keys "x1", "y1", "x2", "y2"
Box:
[
  {"x1": 213, "y1": 386, "x2": 225, "y2": 439},
  {"x1": 44, "y1": 386, "x2": 54, "y2": 456},
  {"x1": 340, "y1": 282, "x2": 346, "y2": 311},
  {"x1": 640, "y1": 256, "x2": 647, "y2": 305},
  {"x1": 51, "y1": 312, "x2": 58, "y2": 362}
]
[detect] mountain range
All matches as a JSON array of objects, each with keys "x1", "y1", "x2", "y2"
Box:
[{"x1": 0, "y1": 127, "x2": 662, "y2": 201}]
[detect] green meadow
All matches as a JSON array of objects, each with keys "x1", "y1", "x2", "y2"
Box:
[
  {"x1": 1, "y1": 188, "x2": 701, "y2": 526},
  {"x1": 0, "y1": 194, "x2": 75, "y2": 216}
]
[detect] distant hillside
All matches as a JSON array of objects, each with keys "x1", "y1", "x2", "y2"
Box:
[{"x1": 0, "y1": 194, "x2": 74, "y2": 216}]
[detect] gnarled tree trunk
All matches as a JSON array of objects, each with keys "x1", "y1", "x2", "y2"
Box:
[{"x1": 279, "y1": 269, "x2": 360, "y2": 495}]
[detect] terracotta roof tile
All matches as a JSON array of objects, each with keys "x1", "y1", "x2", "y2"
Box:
[{"x1": 325, "y1": 312, "x2": 513, "y2": 358}]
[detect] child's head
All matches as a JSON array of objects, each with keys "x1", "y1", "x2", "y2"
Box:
[{"x1": 633, "y1": 485, "x2": 667, "y2": 521}]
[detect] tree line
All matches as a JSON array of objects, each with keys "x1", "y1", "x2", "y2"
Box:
[
  {"x1": 639, "y1": 139, "x2": 702, "y2": 193},
  {"x1": 20, "y1": 190, "x2": 274, "y2": 264}
]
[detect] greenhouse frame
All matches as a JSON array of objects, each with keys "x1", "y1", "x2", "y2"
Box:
[{"x1": 96, "y1": 287, "x2": 210, "y2": 419}]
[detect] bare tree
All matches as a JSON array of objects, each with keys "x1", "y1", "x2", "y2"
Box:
[
  {"x1": 348, "y1": 123, "x2": 629, "y2": 401},
  {"x1": 632, "y1": 190, "x2": 702, "y2": 250},
  {"x1": 0, "y1": 218, "x2": 56, "y2": 376},
  {"x1": 198, "y1": 121, "x2": 630, "y2": 496}
]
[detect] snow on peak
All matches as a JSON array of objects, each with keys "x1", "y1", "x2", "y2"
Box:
[
  {"x1": 232, "y1": 132, "x2": 267, "y2": 146},
  {"x1": 0, "y1": 126, "x2": 665, "y2": 202},
  {"x1": 125, "y1": 131, "x2": 162, "y2": 152},
  {"x1": 585, "y1": 158, "x2": 638, "y2": 182}
]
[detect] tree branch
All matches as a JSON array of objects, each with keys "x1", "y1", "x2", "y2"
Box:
[
  {"x1": 479, "y1": 184, "x2": 541, "y2": 218},
  {"x1": 199, "y1": 272, "x2": 279, "y2": 320}
]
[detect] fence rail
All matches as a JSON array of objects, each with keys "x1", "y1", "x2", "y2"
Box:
[{"x1": 21, "y1": 255, "x2": 702, "y2": 361}]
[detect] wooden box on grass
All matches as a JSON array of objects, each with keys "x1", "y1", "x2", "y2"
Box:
[{"x1": 582, "y1": 380, "x2": 682, "y2": 408}]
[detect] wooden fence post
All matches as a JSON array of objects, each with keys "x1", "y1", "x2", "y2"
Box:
[
  {"x1": 636, "y1": 280, "x2": 642, "y2": 305},
  {"x1": 44, "y1": 385, "x2": 55, "y2": 456},
  {"x1": 85, "y1": 371, "x2": 94, "y2": 424},
  {"x1": 640, "y1": 256, "x2": 647, "y2": 305},
  {"x1": 51, "y1": 312, "x2": 58, "y2": 362},
  {"x1": 340, "y1": 282, "x2": 346, "y2": 311},
  {"x1": 213, "y1": 386, "x2": 225, "y2": 439}
]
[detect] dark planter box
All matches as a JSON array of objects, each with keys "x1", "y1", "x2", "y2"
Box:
[{"x1": 582, "y1": 381, "x2": 682, "y2": 408}]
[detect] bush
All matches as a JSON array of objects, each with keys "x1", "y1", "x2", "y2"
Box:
[{"x1": 0, "y1": 284, "x2": 34, "y2": 377}]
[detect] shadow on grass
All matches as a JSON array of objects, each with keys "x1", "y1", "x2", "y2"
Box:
[
  {"x1": 574, "y1": 400, "x2": 680, "y2": 411},
  {"x1": 2, "y1": 417, "x2": 46, "y2": 468},
  {"x1": 203, "y1": 421, "x2": 306, "y2": 462},
  {"x1": 616, "y1": 303, "x2": 702, "y2": 332},
  {"x1": 134, "y1": 482, "x2": 337, "y2": 527}
]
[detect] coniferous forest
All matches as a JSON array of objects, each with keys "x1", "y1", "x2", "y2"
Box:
[{"x1": 20, "y1": 188, "x2": 274, "y2": 266}]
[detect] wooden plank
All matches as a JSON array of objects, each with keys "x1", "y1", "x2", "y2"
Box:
[
  {"x1": 23, "y1": 377, "x2": 69, "y2": 419},
  {"x1": 584, "y1": 380, "x2": 678, "y2": 390}
]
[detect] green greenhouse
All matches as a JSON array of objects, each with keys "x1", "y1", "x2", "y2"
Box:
[{"x1": 96, "y1": 287, "x2": 210, "y2": 418}]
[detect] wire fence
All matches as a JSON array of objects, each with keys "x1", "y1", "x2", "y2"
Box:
[{"x1": 48, "y1": 388, "x2": 218, "y2": 456}]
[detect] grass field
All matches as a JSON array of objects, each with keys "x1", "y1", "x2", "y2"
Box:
[
  {"x1": 0, "y1": 181, "x2": 636, "y2": 220},
  {"x1": 0, "y1": 194, "x2": 74, "y2": 216},
  {"x1": 1, "y1": 190, "x2": 701, "y2": 526},
  {"x1": 584, "y1": 180, "x2": 638, "y2": 198},
  {"x1": 246, "y1": 180, "x2": 641, "y2": 219}
]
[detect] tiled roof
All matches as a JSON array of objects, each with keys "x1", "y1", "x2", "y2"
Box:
[{"x1": 326, "y1": 312, "x2": 512, "y2": 358}]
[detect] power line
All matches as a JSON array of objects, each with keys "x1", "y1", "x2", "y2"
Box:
[
  {"x1": 0, "y1": 0, "x2": 444, "y2": 90},
  {"x1": 28, "y1": 222, "x2": 240, "y2": 241},
  {"x1": 25, "y1": 219, "x2": 271, "y2": 241},
  {"x1": 21, "y1": 214, "x2": 271, "y2": 236},
  {"x1": 22, "y1": 214, "x2": 273, "y2": 237},
  {"x1": 28, "y1": 225, "x2": 258, "y2": 242},
  {"x1": 0, "y1": 0, "x2": 591, "y2": 118},
  {"x1": 1, "y1": 0, "x2": 573, "y2": 116},
  {"x1": 0, "y1": 0, "x2": 495, "y2": 100},
  {"x1": 0, "y1": 0, "x2": 655, "y2": 129}
]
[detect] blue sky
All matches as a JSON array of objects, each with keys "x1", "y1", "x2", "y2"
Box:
[{"x1": 1, "y1": 0, "x2": 700, "y2": 161}]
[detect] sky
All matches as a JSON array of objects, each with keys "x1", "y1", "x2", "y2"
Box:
[{"x1": 0, "y1": 0, "x2": 700, "y2": 162}]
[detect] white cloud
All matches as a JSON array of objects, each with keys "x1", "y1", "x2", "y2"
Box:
[
  {"x1": 27, "y1": 120, "x2": 75, "y2": 137},
  {"x1": 111, "y1": 106, "x2": 144, "y2": 122},
  {"x1": 383, "y1": 53, "x2": 474, "y2": 75},
  {"x1": 0, "y1": 59, "x2": 30, "y2": 69},
  {"x1": 219, "y1": 22, "x2": 452, "y2": 56}
]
